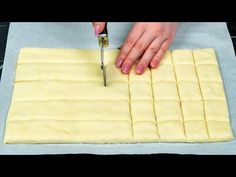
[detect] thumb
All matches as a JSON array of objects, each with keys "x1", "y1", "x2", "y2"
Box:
[{"x1": 92, "y1": 22, "x2": 106, "y2": 36}]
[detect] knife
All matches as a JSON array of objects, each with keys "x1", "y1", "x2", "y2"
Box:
[{"x1": 97, "y1": 23, "x2": 109, "y2": 87}]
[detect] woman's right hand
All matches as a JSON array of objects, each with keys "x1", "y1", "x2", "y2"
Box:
[{"x1": 92, "y1": 22, "x2": 106, "y2": 36}]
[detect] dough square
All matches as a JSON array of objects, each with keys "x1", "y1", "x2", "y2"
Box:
[
  {"x1": 193, "y1": 48, "x2": 218, "y2": 65},
  {"x1": 104, "y1": 50, "x2": 120, "y2": 64},
  {"x1": 159, "y1": 50, "x2": 173, "y2": 65},
  {"x1": 151, "y1": 65, "x2": 176, "y2": 82},
  {"x1": 207, "y1": 121, "x2": 233, "y2": 141},
  {"x1": 196, "y1": 65, "x2": 222, "y2": 82},
  {"x1": 12, "y1": 81, "x2": 129, "y2": 102},
  {"x1": 204, "y1": 101, "x2": 229, "y2": 121},
  {"x1": 129, "y1": 66, "x2": 151, "y2": 82},
  {"x1": 4, "y1": 120, "x2": 133, "y2": 144},
  {"x1": 184, "y1": 121, "x2": 209, "y2": 140},
  {"x1": 158, "y1": 121, "x2": 185, "y2": 140},
  {"x1": 200, "y1": 81, "x2": 226, "y2": 100},
  {"x1": 152, "y1": 82, "x2": 179, "y2": 101},
  {"x1": 106, "y1": 64, "x2": 128, "y2": 83},
  {"x1": 181, "y1": 101, "x2": 204, "y2": 121},
  {"x1": 133, "y1": 122, "x2": 159, "y2": 141},
  {"x1": 154, "y1": 101, "x2": 183, "y2": 121},
  {"x1": 7, "y1": 100, "x2": 131, "y2": 122},
  {"x1": 174, "y1": 65, "x2": 198, "y2": 82},
  {"x1": 178, "y1": 82, "x2": 202, "y2": 101},
  {"x1": 129, "y1": 81, "x2": 153, "y2": 101},
  {"x1": 17, "y1": 48, "x2": 101, "y2": 64},
  {"x1": 131, "y1": 101, "x2": 156, "y2": 122},
  {"x1": 172, "y1": 49, "x2": 194, "y2": 65},
  {"x1": 15, "y1": 63, "x2": 103, "y2": 82}
]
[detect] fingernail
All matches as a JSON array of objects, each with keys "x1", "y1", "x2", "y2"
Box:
[
  {"x1": 150, "y1": 61, "x2": 156, "y2": 68},
  {"x1": 151, "y1": 60, "x2": 158, "y2": 68},
  {"x1": 116, "y1": 58, "x2": 124, "y2": 68},
  {"x1": 136, "y1": 65, "x2": 144, "y2": 74},
  {"x1": 122, "y1": 64, "x2": 130, "y2": 74},
  {"x1": 95, "y1": 25, "x2": 100, "y2": 36}
]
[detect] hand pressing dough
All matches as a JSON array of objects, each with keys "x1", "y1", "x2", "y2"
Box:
[{"x1": 4, "y1": 48, "x2": 233, "y2": 144}]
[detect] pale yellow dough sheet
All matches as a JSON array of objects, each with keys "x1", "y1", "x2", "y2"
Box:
[{"x1": 4, "y1": 48, "x2": 234, "y2": 144}]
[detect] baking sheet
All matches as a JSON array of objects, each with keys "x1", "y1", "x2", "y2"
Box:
[{"x1": 0, "y1": 22, "x2": 236, "y2": 155}]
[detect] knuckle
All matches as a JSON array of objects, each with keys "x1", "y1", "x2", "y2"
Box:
[
  {"x1": 125, "y1": 38, "x2": 135, "y2": 47},
  {"x1": 134, "y1": 42, "x2": 145, "y2": 53},
  {"x1": 143, "y1": 59, "x2": 150, "y2": 66},
  {"x1": 124, "y1": 58, "x2": 134, "y2": 65},
  {"x1": 152, "y1": 28, "x2": 161, "y2": 34},
  {"x1": 118, "y1": 52, "x2": 127, "y2": 60},
  {"x1": 119, "y1": 49, "x2": 129, "y2": 58},
  {"x1": 151, "y1": 26, "x2": 163, "y2": 35},
  {"x1": 162, "y1": 41, "x2": 170, "y2": 51},
  {"x1": 139, "y1": 58, "x2": 148, "y2": 67},
  {"x1": 148, "y1": 47, "x2": 159, "y2": 54},
  {"x1": 160, "y1": 47, "x2": 166, "y2": 53}
]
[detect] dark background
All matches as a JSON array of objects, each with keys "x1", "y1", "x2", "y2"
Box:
[
  {"x1": 0, "y1": 22, "x2": 9, "y2": 79},
  {"x1": 0, "y1": 22, "x2": 236, "y2": 79}
]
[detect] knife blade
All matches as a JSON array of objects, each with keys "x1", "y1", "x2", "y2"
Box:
[
  {"x1": 97, "y1": 23, "x2": 109, "y2": 87},
  {"x1": 100, "y1": 39, "x2": 107, "y2": 86}
]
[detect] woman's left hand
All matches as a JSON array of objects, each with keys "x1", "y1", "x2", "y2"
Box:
[{"x1": 116, "y1": 22, "x2": 178, "y2": 74}]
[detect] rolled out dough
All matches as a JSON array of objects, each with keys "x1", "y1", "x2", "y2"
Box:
[{"x1": 4, "y1": 48, "x2": 234, "y2": 143}]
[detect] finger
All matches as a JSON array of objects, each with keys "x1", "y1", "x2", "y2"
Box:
[
  {"x1": 121, "y1": 30, "x2": 156, "y2": 74},
  {"x1": 115, "y1": 23, "x2": 145, "y2": 68},
  {"x1": 92, "y1": 22, "x2": 106, "y2": 36},
  {"x1": 120, "y1": 55, "x2": 137, "y2": 74},
  {"x1": 135, "y1": 36, "x2": 166, "y2": 74},
  {"x1": 150, "y1": 40, "x2": 170, "y2": 69}
]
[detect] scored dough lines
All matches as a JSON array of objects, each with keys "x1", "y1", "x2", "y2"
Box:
[{"x1": 3, "y1": 48, "x2": 233, "y2": 143}]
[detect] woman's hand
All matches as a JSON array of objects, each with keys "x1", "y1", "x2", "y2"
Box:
[
  {"x1": 92, "y1": 22, "x2": 106, "y2": 36},
  {"x1": 93, "y1": 22, "x2": 178, "y2": 75},
  {"x1": 116, "y1": 22, "x2": 178, "y2": 74}
]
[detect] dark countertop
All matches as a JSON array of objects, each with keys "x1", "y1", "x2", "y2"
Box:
[
  {"x1": 227, "y1": 22, "x2": 236, "y2": 54},
  {"x1": 0, "y1": 22, "x2": 9, "y2": 79}
]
